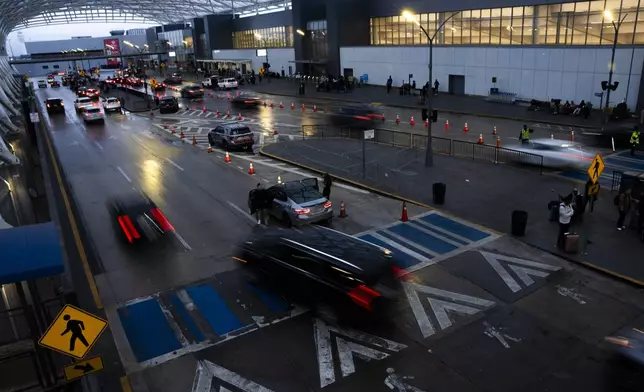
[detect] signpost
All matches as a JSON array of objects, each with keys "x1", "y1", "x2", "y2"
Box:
[
  {"x1": 63, "y1": 356, "x2": 104, "y2": 381},
  {"x1": 38, "y1": 304, "x2": 108, "y2": 360},
  {"x1": 363, "y1": 130, "x2": 375, "y2": 178},
  {"x1": 587, "y1": 154, "x2": 605, "y2": 184}
]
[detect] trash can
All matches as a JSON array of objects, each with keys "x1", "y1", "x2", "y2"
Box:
[
  {"x1": 511, "y1": 210, "x2": 528, "y2": 236},
  {"x1": 433, "y1": 183, "x2": 446, "y2": 205}
]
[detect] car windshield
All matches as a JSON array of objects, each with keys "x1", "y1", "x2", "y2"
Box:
[
  {"x1": 86, "y1": 108, "x2": 101, "y2": 113},
  {"x1": 161, "y1": 98, "x2": 175, "y2": 103},
  {"x1": 285, "y1": 184, "x2": 323, "y2": 204},
  {"x1": 107, "y1": 99, "x2": 118, "y2": 103},
  {"x1": 47, "y1": 99, "x2": 62, "y2": 104},
  {"x1": 78, "y1": 98, "x2": 91, "y2": 103}
]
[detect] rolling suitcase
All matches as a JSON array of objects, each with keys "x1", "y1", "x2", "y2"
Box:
[{"x1": 564, "y1": 233, "x2": 579, "y2": 254}]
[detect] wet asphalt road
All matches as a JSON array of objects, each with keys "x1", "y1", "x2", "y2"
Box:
[{"x1": 35, "y1": 76, "x2": 644, "y2": 392}]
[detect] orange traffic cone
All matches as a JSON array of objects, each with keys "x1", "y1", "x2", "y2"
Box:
[
  {"x1": 207, "y1": 145, "x2": 213, "y2": 153},
  {"x1": 263, "y1": 101, "x2": 267, "y2": 107},
  {"x1": 400, "y1": 201, "x2": 409, "y2": 222},
  {"x1": 273, "y1": 129, "x2": 279, "y2": 135},
  {"x1": 291, "y1": 102, "x2": 295, "y2": 110},
  {"x1": 410, "y1": 116, "x2": 415, "y2": 127},
  {"x1": 171, "y1": 127, "x2": 175, "y2": 135},
  {"x1": 570, "y1": 128, "x2": 575, "y2": 142},
  {"x1": 237, "y1": 113, "x2": 243, "y2": 120},
  {"x1": 202, "y1": 107, "x2": 207, "y2": 113},
  {"x1": 277, "y1": 175, "x2": 282, "y2": 184},
  {"x1": 279, "y1": 102, "x2": 284, "y2": 109},
  {"x1": 225, "y1": 110, "x2": 230, "y2": 118},
  {"x1": 339, "y1": 201, "x2": 348, "y2": 218},
  {"x1": 395, "y1": 114, "x2": 400, "y2": 125},
  {"x1": 192, "y1": 135, "x2": 197, "y2": 145},
  {"x1": 225, "y1": 152, "x2": 231, "y2": 163},
  {"x1": 301, "y1": 104, "x2": 305, "y2": 112},
  {"x1": 445, "y1": 119, "x2": 450, "y2": 131},
  {"x1": 313, "y1": 104, "x2": 318, "y2": 112},
  {"x1": 477, "y1": 134, "x2": 484, "y2": 144},
  {"x1": 180, "y1": 131, "x2": 185, "y2": 139},
  {"x1": 496, "y1": 137, "x2": 502, "y2": 148},
  {"x1": 270, "y1": 102, "x2": 274, "y2": 109},
  {"x1": 215, "y1": 109, "x2": 220, "y2": 117},
  {"x1": 492, "y1": 126, "x2": 497, "y2": 135},
  {"x1": 248, "y1": 162, "x2": 255, "y2": 175},
  {"x1": 163, "y1": 123, "x2": 168, "y2": 129},
  {"x1": 463, "y1": 122, "x2": 469, "y2": 132},
  {"x1": 425, "y1": 118, "x2": 429, "y2": 127}
]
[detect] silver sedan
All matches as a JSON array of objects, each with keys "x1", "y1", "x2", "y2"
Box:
[
  {"x1": 511, "y1": 138, "x2": 596, "y2": 170},
  {"x1": 264, "y1": 178, "x2": 334, "y2": 227}
]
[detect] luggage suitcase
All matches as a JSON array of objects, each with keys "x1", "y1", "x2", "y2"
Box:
[{"x1": 564, "y1": 233, "x2": 579, "y2": 254}]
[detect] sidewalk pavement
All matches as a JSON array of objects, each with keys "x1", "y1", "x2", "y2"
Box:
[{"x1": 260, "y1": 138, "x2": 644, "y2": 286}]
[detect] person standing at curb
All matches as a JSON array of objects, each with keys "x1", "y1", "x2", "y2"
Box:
[
  {"x1": 323, "y1": 173, "x2": 333, "y2": 200},
  {"x1": 615, "y1": 189, "x2": 632, "y2": 231},
  {"x1": 557, "y1": 196, "x2": 574, "y2": 249}
]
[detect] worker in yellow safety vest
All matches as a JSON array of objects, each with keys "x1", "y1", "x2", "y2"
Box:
[
  {"x1": 519, "y1": 125, "x2": 531, "y2": 144},
  {"x1": 631, "y1": 127, "x2": 640, "y2": 156}
]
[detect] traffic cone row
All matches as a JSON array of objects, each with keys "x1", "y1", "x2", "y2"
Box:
[
  {"x1": 463, "y1": 122, "x2": 469, "y2": 132},
  {"x1": 225, "y1": 152, "x2": 231, "y2": 163},
  {"x1": 477, "y1": 134, "x2": 484, "y2": 144},
  {"x1": 570, "y1": 128, "x2": 575, "y2": 142},
  {"x1": 279, "y1": 102, "x2": 284, "y2": 109},
  {"x1": 339, "y1": 201, "x2": 348, "y2": 218},
  {"x1": 445, "y1": 120, "x2": 450, "y2": 131},
  {"x1": 237, "y1": 113, "x2": 243, "y2": 120},
  {"x1": 180, "y1": 131, "x2": 185, "y2": 139},
  {"x1": 192, "y1": 135, "x2": 197, "y2": 145},
  {"x1": 496, "y1": 137, "x2": 502, "y2": 148},
  {"x1": 171, "y1": 127, "x2": 175, "y2": 135},
  {"x1": 400, "y1": 201, "x2": 408, "y2": 222},
  {"x1": 409, "y1": 116, "x2": 415, "y2": 127},
  {"x1": 492, "y1": 126, "x2": 497, "y2": 135},
  {"x1": 291, "y1": 102, "x2": 295, "y2": 110},
  {"x1": 395, "y1": 114, "x2": 400, "y2": 125},
  {"x1": 249, "y1": 162, "x2": 255, "y2": 175},
  {"x1": 207, "y1": 145, "x2": 213, "y2": 153},
  {"x1": 202, "y1": 107, "x2": 207, "y2": 113}
]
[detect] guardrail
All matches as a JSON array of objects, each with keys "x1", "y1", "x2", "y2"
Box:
[
  {"x1": 612, "y1": 170, "x2": 623, "y2": 192},
  {"x1": 300, "y1": 125, "x2": 544, "y2": 174}
]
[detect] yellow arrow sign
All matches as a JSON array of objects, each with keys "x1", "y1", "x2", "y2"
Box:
[
  {"x1": 63, "y1": 355, "x2": 104, "y2": 381},
  {"x1": 39, "y1": 304, "x2": 108, "y2": 360},
  {"x1": 588, "y1": 183, "x2": 601, "y2": 196},
  {"x1": 587, "y1": 154, "x2": 605, "y2": 184}
]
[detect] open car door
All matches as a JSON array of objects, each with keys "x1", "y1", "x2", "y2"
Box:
[{"x1": 300, "y1": 177, "x2": 319, "y2": 192}]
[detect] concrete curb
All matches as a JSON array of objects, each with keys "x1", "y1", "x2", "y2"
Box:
[
  {"x1": 259, "y1": 145, "x2": 644, "y2": 288},
  {"x1": 247, "y1": 88, "x2": 605, "y2": 130}
]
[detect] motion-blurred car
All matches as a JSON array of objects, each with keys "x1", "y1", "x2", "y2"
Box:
[
  {"x1": 510, "y1": 139, "x2": 595, "y2": 170},
  {"x1": 180, "y1": 85, "x2": 204, "y2": 98},
  {"x1": 233, "y1": 225, "x2": 403, "y2": 319},
  {"x1": 230, "y1": 93, "x2": 261, "y2": 107},
  {"x1": 605, "y1": 325, "x2": 644, "y2": 365},
  {"x1": 106, "y1": 192, "x2": 175, "y2": 244},
  {"x1": 126, "y1": 77, "x2": 143, "y2": 87},
  {"x1": 81, "y1": 107, "x2": 105, "y2": 124},
  {"x1": 151, "y1": 82, "x2": 166, "y2": 91},
  {"x1": 158, "y1": 96, "x2": 179, "y2": 114},
  {"x1": 164, "y1": 73, "x2": 183, "y2": 85},
  {"x1": 102, "y1": 97, "x2": 122, "y2": 113},
  {"x1": 261, "y1": 178, "x2": 333, "y2": 227},
  {"x1": 76, "y1": 87, "x2": 88, "y2": 96},
  {"x1": 44, "y1": 98, "x2": 65, "y2": 114},
  {"x1": 327, "y1": 105, "x2": 386, "y2": 129},
  {"x1": 85, "y1": 88, "x2": 101, "y2": 100},
  {"x1": 74, "y1": 97, "x2": 94, "y2": 112},
  {"x1": 208, "y1": 123, "x2": 254, "y2": 151},
  {"x1": 37, "y1": 80, "x2": 47, "y2": 88},
  {"x1": 50, "y1": 80, "x2": 61, "y2": 88}
]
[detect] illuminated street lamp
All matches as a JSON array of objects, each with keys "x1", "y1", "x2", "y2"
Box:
[
  {"x1": 123, "y1": 40, "x2": 151, "y2": 108},
  {"x1": 296, "y1": 29, "x2": 305, "y2": 36},
  {"x1": 402, "y1": 10, "x2": 458, "y2": 167},
  {"x1": 602, "y1": 10, "x2": 629, "y2": 109}
]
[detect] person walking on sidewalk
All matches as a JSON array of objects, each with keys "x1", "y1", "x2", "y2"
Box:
[
  {"x1": 557, "y1": 196, "x2": 574, "y2": 249},
  {"x1": 630, "y1": 127, "x2": 640, "y2": 156},
  {"x1": 322, "y1": 173, "x2": 333, "y2": 200},
  {"x1": 616, "y1": 188, "x2": 633, "y2": 231}
]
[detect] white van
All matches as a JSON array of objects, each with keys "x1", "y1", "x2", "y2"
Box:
[{"x1": 218, "y1": 78, "x2": 238, "y2": 90}]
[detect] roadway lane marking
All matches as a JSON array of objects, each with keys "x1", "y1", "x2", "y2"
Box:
[
  {"x1": 236, "y1": 166, "x2": 244, "y2": 170},
  {"x1": 117, "y1": 166, "x2": 132, "y2": 183},
  {"x1": 226, "y1": 201, "x2": 260, "y2": 225},
  {"x1": 131, "y1": 135, "x2": 143, "y2": 143},
  {"x1": 174, "y1": 231, "x2": 192, "y2": 251},
  {"x1": 94, "y1": 141, "x2": 104, "y2": 150},
  {"x1": 165, "y1": 158, "x2": 184, "y2": 171},
  {"x1": 41, "y1": 115, "x2": 103, "y2": 309}
]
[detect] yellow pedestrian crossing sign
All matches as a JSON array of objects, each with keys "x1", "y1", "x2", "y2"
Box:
[
  {"x1": 587, "y1": 154, "x2": 605, "y2": 184},
  {"x1": 39, "y1": 304, "x2": 108, "y2": 360},
  {"x1": 63, "y1": 356, "x2": 104, "y2": 381},
  {"x1": 588, "y1": 183, "x2": 600, "y2": 196}
]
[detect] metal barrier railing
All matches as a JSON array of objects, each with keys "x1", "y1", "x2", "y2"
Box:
[
  {"x1": 612, "y1": 170, "x2": 623, "y2": 191},
  {"x1": 300, "y1": 125, "x2": 544, "y2": 173}
]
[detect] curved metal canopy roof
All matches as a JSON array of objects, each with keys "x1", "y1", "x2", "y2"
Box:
[{"x1": 1, "y1": 0, "x2": 291, "y2": 32}]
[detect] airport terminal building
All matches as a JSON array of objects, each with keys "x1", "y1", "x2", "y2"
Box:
[{"x1": 18, "y1": 0, "x2": 644, "y2": 109}]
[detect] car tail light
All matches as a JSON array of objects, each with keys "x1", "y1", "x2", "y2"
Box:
[
  {"x1": 605, "y1": 336, "x2": 634, "y2": 348},
  {"x1": 46, "y1": 104, "x2": 50, "y2": 108},
  {"x1": 324, "y1": 201, "x2": 332, "y2": 209},
  {"x1": 150, "y1": 208, "x2": 174, "y2": 232},
  {"x1": 348, "y1": 285, "x2": 381, "y2": 311},
  {"x1": 292, "y1": 207, "x2": 310, "y2": 215},
  {"x1": 391, "y1": 265, "x2": 404, "y2": 278},
  {"x1": 200, "y1": 89, "x2": 204, "y2": 92},
  {"x1": 354, "y1": 115, "x2": 372, "y2": 121},
  {"x1": 117, "y1": 215, "x2": 140, "y2": 243}
]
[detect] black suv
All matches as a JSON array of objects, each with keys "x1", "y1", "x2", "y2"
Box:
[
  {"x1": 163, "y1": 73, "x2": 183, "y2": 85},
  {"x1": 158, "y1": 96, "x2": 179, "y2": 114},
  {"x1": 234, "y1": 226, "x2": 403, "y2": 319},
  {"x1": 44, "y1": 98, "x2": 65, "y2": 114},
  {"x1": 180, "y1": 85, "x2": 204, "y2": 98},
  {"x1": 208, "y1": 123, "x2": 254, "y2": 151}
]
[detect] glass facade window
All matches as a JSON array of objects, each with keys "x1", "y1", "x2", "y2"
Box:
[
  {"x1": 307, "y1": 20, "x2": 328, "y2": 60},
  {"x1": 232, "y1": 26, "x2": 294, "y2": 49},
  {"x1": 370, "y1": 0, "x2": 644, "y2": 46}
]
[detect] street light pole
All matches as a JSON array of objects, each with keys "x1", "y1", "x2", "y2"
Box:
[
  {"x1": 604, "y1": 11, "x2": 628, "y2": 109},
  {"x1": 403, "y1": 11, "x2": 459, "y2": 167}
]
